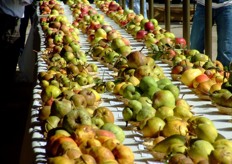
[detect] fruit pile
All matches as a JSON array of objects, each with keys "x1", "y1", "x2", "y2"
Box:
[{"x1": 32, "y1": 0, "x2": 232, "y2": 163}]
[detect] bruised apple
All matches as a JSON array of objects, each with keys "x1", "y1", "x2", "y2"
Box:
[
  {"x1": 79, "y1": 138, "x2": 102, "y2": 154},
  {"x1": 92, "y1": 106, "x2": 115, "y2": 124},
  {"x1": 88, "y1": 146, "x2": 115, "y2": 163},
  {"x1": 112, "y1": 144, "x2": 135, "y2": 164},
  {"x1": 71, "y1": 124, "x2": 96, "y2": 146}
]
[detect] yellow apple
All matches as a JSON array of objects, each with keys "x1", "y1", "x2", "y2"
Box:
[{"x1": 180, "y1": 68, "x2": 203, "y2": 88}]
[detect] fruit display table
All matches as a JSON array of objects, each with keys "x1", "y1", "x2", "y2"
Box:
[{"x1": 27, "y1": 1, "x2": 232, "y2": 164}]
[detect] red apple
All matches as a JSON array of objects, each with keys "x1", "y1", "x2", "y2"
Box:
[
  {"x1": 192, "y1": 73, "x2": 210, "y2": 89},
  {"x1": 136, "y1": 30, "x2": 148, "y2": 40},
  {"x1": 108, "y1": 1, "x2": 119, "y2": 11},
  {"x1": 144, "y1": 21, "x2": 155, "y2": 32},
  {"x1": 175, "y1": 37, "x2": 187, "y2": 48}
]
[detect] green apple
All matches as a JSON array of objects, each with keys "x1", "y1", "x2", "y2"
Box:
[
  {"x1": 101, "y1": 123, "x2": 125, "y2": 143},
  {"x1": 111, "y1": 38, "x2": 126, "y2": 51},
  {"x1": 50, "y1": 99, "x2": 72, "y2": 119},
  {"x1": 95, "y1": 28, "x2": 107, "y2": 39},
  {"x1": 152, "y1": 90, "x2": 176, "y2": 109},
  {"x1": 41, "y1": 85, "x2": 62, "y2": 103},
  {"x1": 105, "y1": 81, "x2": 116, "y2": 92},
  {"x1": 150, "y1": 18, "x2": 159, "y2": 27}
]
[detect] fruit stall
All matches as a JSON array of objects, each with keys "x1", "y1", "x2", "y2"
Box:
[{"x1": 28, "y1": 0, "x2": 232, "y2": 163}]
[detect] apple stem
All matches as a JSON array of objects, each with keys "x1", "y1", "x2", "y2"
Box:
[
  {"x1": 139, "y1": 46, "x2": 145, "y2": 52},
  {"x1": 125, "y1": 121, "x2": 128, "y2": 127},
  {"x1": 181, "y1": 93, "x2": 185, "y2": 99}
]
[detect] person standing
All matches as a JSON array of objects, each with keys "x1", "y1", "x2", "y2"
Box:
[
  {"x1": 0, "y1": 0, "x2": 33, "y2": 89},
  {"x1": 126, "y1": 0, "x2": 148, "y2": 18},
  {"x1": 190, "y1": 0, "x2": 232, "y2": 68},
  {"x1": 19, "y1": 0, "x2": 36, "y2": 55}
]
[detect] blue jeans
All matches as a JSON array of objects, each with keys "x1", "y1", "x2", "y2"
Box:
[
  {"x1": 126, "y1": 0, "x2": 148, "y2": 18},
  {"x1": 190, "y1": 3, "x2": 232, "y2": 67}
]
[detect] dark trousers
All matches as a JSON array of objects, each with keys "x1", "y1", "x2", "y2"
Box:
[
  {"x1": 0, "y1": 13, "x2": 21, "y2": 85},
  {"x1": 20, "y1": 4, "x2": 35, "y2": 49}
]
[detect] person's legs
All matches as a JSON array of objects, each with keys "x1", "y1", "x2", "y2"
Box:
[
  {"x1": 0, "y1": 13, "x2": 21, "y2": 91},
  {"x1": 20, "y1": 5, "x2": 30, "y2": 50},
  {"x1": 190, "y1": 4, "x2": 206, "y2": 53},
  {"x1": 215, "y1": 5, "x2": 232, "y2": 68}
]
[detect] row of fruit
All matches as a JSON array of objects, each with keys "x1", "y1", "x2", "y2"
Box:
[
  {"x1": 36, "y1": 0, "x2": 137, "y2": 163},
  {"x1": 33, "y1": 0, "x2": 232, "y2": 163},
  {"x1": 87, "y1": 0, "x2": 232, "y2": 163},
  {"x1": 94, "y1": 0, "x2": 232, "y2": 113}
]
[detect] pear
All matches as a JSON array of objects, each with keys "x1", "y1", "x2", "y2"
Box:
[
  {"x1": 142, "y1": 86, "x2": 160, "y2": 99},
  {"x1": 127, "y1": 99, "x2": 143, "y2": 120},
  {"x1": 155, "y1": 106, "x2": 174, "y2": 120},
  {"x1": 134, "y1": 65, "x2": 154, "y2": 80},
  {"x1": 139, "y1": 75, "x2": 158, "y2": 92},
  {"x1": 167, "y1": 143, "x2": 187, "y2": 154},
  {"x1": 187, "y1": 140, "x2": 214, "y2": 163},
  {"x1": 136, "y1": 106, "x2": 156, "y2": 122},
  {"x1": 138, "y1": 96, "x2": 153, "y2": 108},
  {"x1": 126, "y1": 50, "x2": 147, "y2": 68},
  {"x1": 175, "y1": 98, "x2": 192, "y2": 110},
  {"x1": 213, "y1": 138, "x2": 232, "y2": 150},
  {"x1": 188, "y1": 115, "x2": 214, "y2": 132},
  {"x1": 152, "y1": 134, "x2": 187, "y2": 154},
  {"x1": 162, "y1": 116, "x2": 189, "y2": 137},
  {"x1": 168, "y1": 154, "x2": 194, "y2": 164},
  {"x1": 152, "y1": 90, "x2": 176, "y2": 109},
  {"x1": 195, "y1": 123, "x2": 218, "y2": 143},
  {"x1": 139, "y1": 116, "x2": 165, "y2": 138},
  {"x1": 163, "y1": 84, "x2": 180, "y2": 100},
  {"x1": 209, "y1": 146, "x2": 232, "y2": 164},
  {"x1": 157, "y1": 78, "x2": 172, "y2": 89},
  {"x1": 173, "y1": 106, "x2": 193, "y2": 121}
]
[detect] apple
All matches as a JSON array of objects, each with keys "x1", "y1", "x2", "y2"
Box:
[
  {"x1": 144, "y1": 21, "x2": 155, "y2": 32},
  {"x1": 180, "y1": 68, "x2": 204, "y2": 88},
  {"x1": 112, "y1": 144, "x2": 135, "y2": 164},
  {"x1": 133, "y1": 14, "x2": 144, "y2": 24},
  {"x1": 136, "y1": 30, "x2": 148, "y2": 40},
  {"x1": 88, "y1": 146, "x2": 115, "y2": 163},
  {"x1": 41, "y1": 85, "x2": 62, "y2": 104},
  {"x1": 107, "y1": 29, "x2": 120, "y2": 41},
  {"x1": 175, "y1": 37, "x2": 187, "y2": 48},
  {"x1": 94, "y1": 28, "x2": 107, "y2": 39},
  {"x1": 78, "y1": 88, "x2": 96, "y2": 106},
  {"x1": 92, "y1": 106, "x2": 115, "y2": 124},
  {"x1": 192, "y1": 73, "x2": 210, "y2": 89}
]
